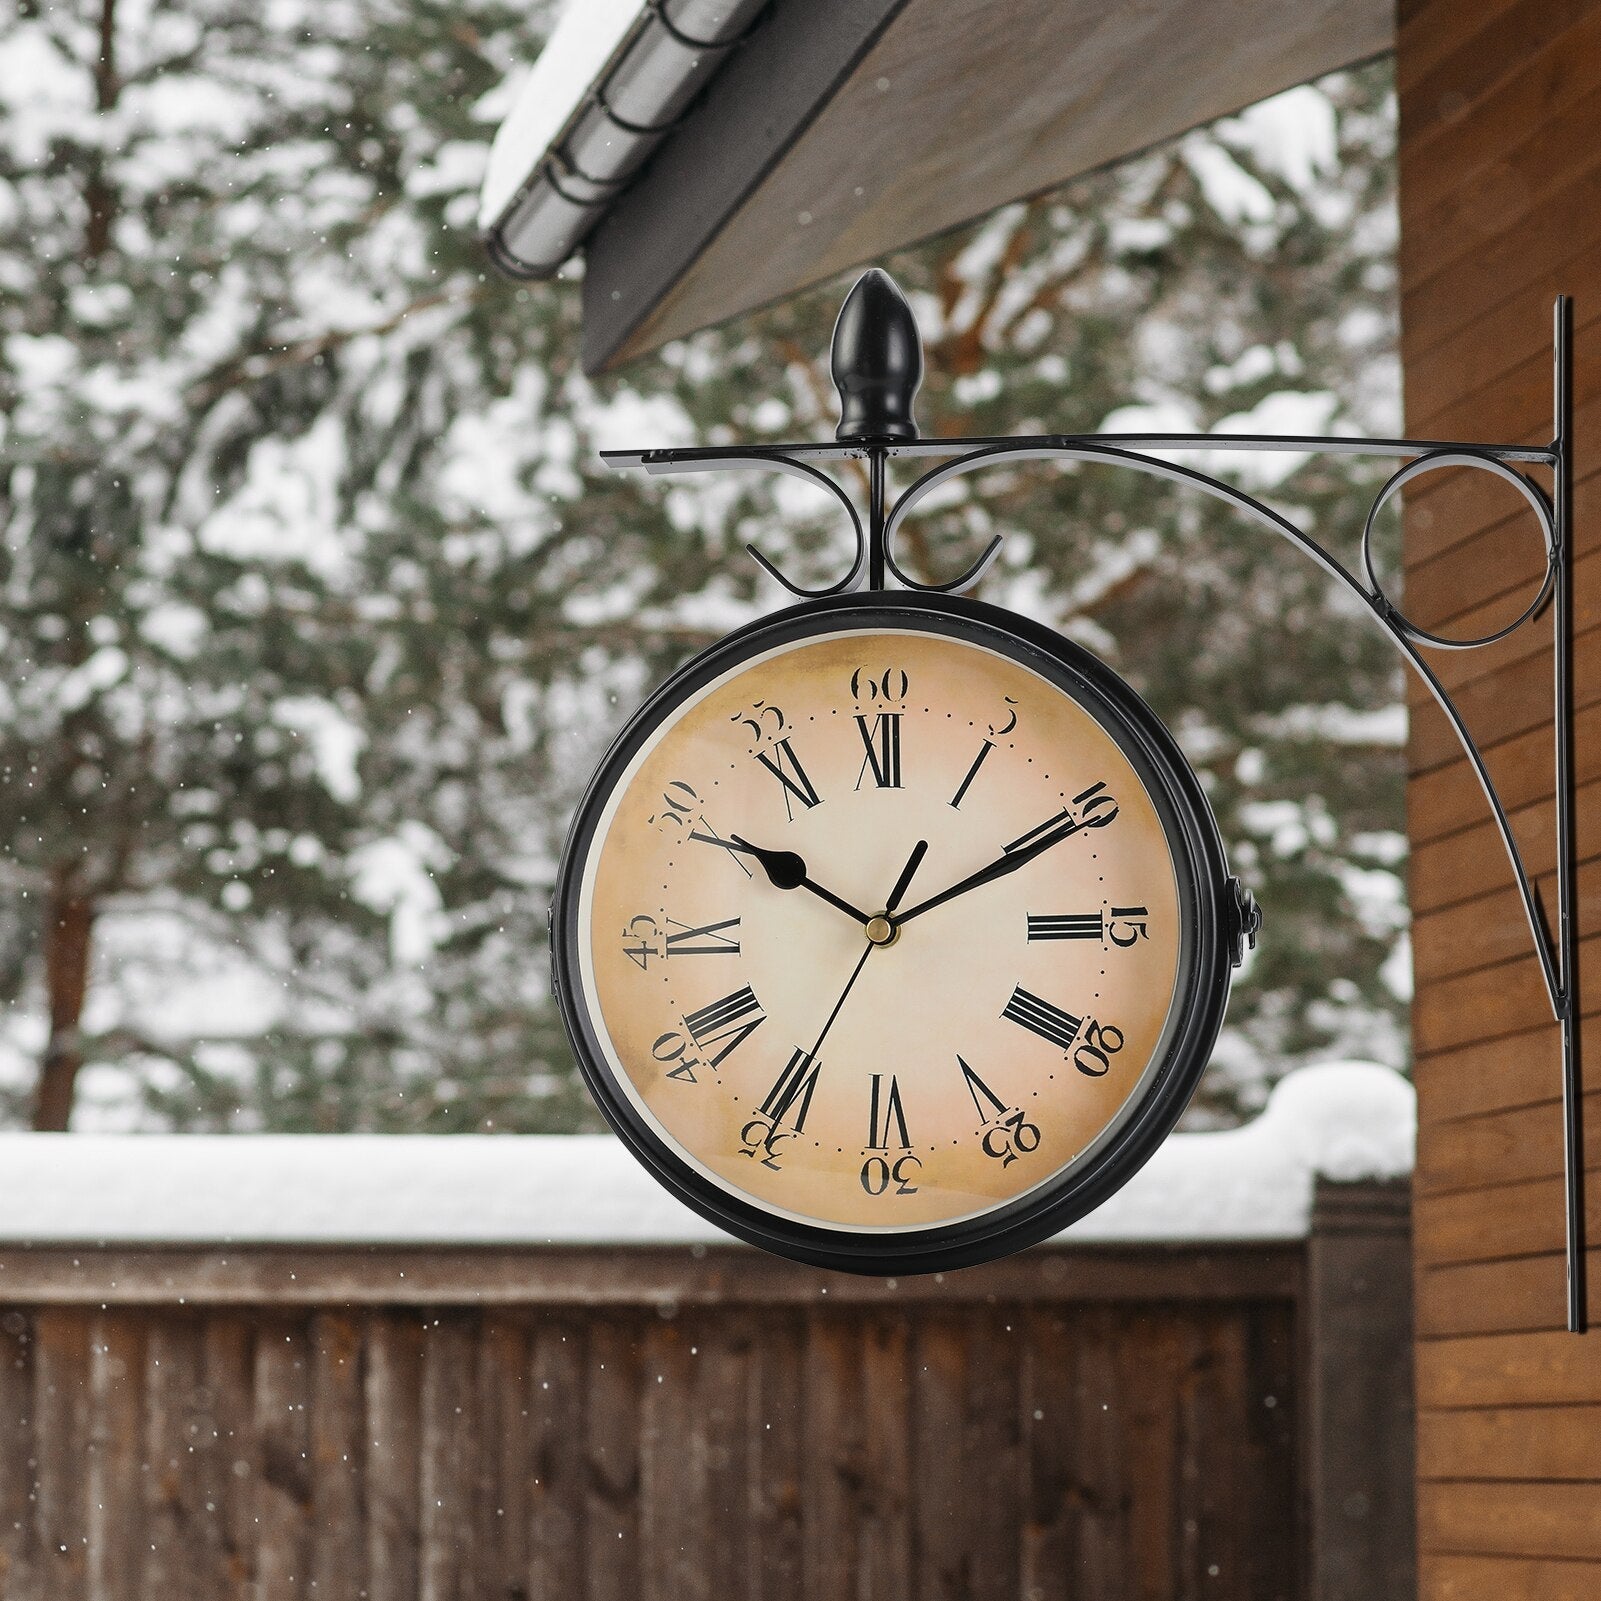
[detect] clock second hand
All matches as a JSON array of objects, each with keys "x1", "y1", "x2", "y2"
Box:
[{"x1": 798, "y1": 839, "x2": 929, "y2": 1069}]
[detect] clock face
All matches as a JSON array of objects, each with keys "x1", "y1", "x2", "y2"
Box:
[{"x1": 555, "y1": 596, "x2": 1235, "y2": 1271}]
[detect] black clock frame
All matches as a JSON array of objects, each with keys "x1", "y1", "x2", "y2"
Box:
[
  {"x1": 551, "y1": 589, "x2": 1243, "y2": 1275},
  {"x1": 593, "y1": 271, "x2": 1585, "y2": 1331}
]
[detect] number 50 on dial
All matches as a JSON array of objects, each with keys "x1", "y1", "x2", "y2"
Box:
[{"x1": 552, "y1": 592, "x2": 1256, "y2": 1275}]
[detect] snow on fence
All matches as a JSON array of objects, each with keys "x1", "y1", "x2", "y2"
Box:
[{"x1": 0, "y1": 1063, "x2": 1415, "y2": 1601}]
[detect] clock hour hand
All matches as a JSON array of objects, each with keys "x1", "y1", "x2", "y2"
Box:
[
  {"x1": 894, "y1": 813, "x2": 1082, "y2": 927},
  {"x1": 726, "y1": 836, "x2": 872, "y2": 926}
]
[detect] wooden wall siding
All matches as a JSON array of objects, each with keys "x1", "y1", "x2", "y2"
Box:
[
  {"x1": 1399, "y1": 0, "x2": 1601, "y2": 1592},
  {"x1": 0, "y1": 1215, "x2": 1412, "y2": 1601}
]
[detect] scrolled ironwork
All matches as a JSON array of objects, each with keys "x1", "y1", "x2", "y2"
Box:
[
  {"x1": 1361, "y1": 449, "x2": 1557, "y2": 650},
  {"x1": 605, "y1": 287, "x2": 1584, "y2": 1333},
  {"x1": 638, "y1": 450, "x2": 866, "y2": 598}
]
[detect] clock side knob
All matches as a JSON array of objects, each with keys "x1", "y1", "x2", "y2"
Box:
[
  {"x1": 1226, "y1": 877, "x2": 1262, "y2": 968},
  {"x1": 832, "y1": 268, "x2": 923, "y2": 442}
]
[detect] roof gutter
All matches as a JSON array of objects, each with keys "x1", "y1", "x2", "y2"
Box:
[{"x1": 479, "y1": 0, "x2": 769, "y2": 279}]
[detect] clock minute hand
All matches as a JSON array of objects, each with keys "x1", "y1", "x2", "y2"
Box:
[
  {"x1": 725, "y1": 836, "x2": 873, "y2": 926},
  {"x1": 894, "y1": 814, "x2": 1083, "y2": 927}
]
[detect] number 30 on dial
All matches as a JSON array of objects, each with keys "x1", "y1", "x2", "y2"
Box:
[{"x1": 551, "y1": 593, "x2": 1257, "y2": 1274}]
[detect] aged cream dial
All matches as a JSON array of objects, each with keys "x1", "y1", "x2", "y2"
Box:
[{"x1": 574, "y1": 623, "x2": 1186, "y2": 1233}]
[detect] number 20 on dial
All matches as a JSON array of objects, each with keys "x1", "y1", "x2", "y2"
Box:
[{"x1": 552, "y1": 593, "x2": 1255, "y2": 1274}]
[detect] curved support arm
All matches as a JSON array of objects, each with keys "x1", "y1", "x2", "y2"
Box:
[
  {"x1": 638, "y1": 452, "x2": 866, "y2": 598},
  {"x1": 886, "y1": 439, "x2": 1565, "y2": 1019}
]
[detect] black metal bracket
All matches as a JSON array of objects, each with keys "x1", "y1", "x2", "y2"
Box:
[{"x1": 602, "y1": 273, "x2": 1586, "y2": 1333}]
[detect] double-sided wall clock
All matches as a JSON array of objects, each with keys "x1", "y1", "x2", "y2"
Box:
[{"x1": 549, "y1": 272, "x2": 1259, "y2": 1274}]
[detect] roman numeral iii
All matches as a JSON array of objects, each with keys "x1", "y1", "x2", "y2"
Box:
[{"x1": 1028, "y1": 907, "x2": 1150, "y2": 944}]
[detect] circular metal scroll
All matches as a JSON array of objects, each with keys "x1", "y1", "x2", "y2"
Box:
[{"x1": 1360, "y1": 450, "x2": 1557, "y2": 651}]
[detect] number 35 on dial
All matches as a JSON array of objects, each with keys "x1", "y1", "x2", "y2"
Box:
[{"x1": 552, "y1": 594, "x2": 1256, "y2": 1275}]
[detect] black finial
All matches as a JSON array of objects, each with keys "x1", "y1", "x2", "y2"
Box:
[{"x1": 831, "y1": 269, "x2": 922, "y2": 442}]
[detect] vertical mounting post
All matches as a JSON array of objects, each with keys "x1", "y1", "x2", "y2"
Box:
[{"x1": 1554, "y1": 296, "x2": 1586, "y2": 1333}]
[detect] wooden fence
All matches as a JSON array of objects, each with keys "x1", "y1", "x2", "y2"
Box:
[{"x1": 0, "y1": 1179, "x2": 1412, "y2": 1601}]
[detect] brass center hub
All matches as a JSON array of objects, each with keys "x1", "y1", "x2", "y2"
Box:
[{"x1": 865, "y1": 914, "x2": 899, "y2": 947}]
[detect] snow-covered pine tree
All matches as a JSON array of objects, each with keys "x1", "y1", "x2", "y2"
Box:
[{"x1": 0, "y1": 0, "x2": 1401, "y2": 1131}]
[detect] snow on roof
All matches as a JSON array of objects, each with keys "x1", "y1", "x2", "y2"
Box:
[{"x1": 0, "y1": 1063, "x2": 1411, "y2": 1248}]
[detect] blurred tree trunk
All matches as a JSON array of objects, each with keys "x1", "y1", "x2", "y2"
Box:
[{"x1": 34, "y1": 870, "x2": 95, "y2": 1131}]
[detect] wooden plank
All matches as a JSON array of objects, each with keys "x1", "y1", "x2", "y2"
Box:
[
  {"x1": 752, "y1": 1314, "x2": 803, "y2": 1598},
  {"x1": 1397, "y1": 0, "x2": 1591, "y2": 164},
  {"x1": 800, "y1": 1310, "x2": 860, "y2": 1601},
  {"x1": 1404, "y1": 54, "x2": 1601, "y2": 358},
  {"x1": 87, "y1": 1313, "x2": 144, "y2": 1601},
  {"x1": 1414, "y1": 1087, "x2": 1601, "y2": 1195},
  {"x1": 528, "y1": 1315, "x2": 587, "y2": 1601},
  {"x1": 1020, "y1": 1309, "x2": 1074, "y2": 1601},
  {"x1": 419, "y1": 1315, "x2": 478, "y2": 1601},
  {"x1": 1401, "y1": 273, "x2": 1601, "y2": 443},
  {"x1": 1121, "y1": 1312, "x2": 1181, "y2": 1598},
  {"x1": 696, "y1": 1312, "x2": 756, "y2": 1601},
  {"x1": 1411, "y1": 1015, "x2": 1567, "y2": 1128},
  {"x1": 1418, "y1": 1403, "x2": 1601, "y2": 1481},
  {"x1": 1073, "y1": 1307, "x2": 1130, "y2": 1595},
  {"x1": 1401, "y1": 518, "x2": 1601, "y2": 721},
  {"x1": 1184, "y1": 1313, "x2": 1248, "y2": 1595},
  {"x1": 1408, "y1": 699, "x2": 1601, "y2": 861},
  {"x1": 1403, "y1": 0, "x2": 1601, "y2": 208},
  {"x1": 585, "y1": 1315, "x2": 642, "y2": 1601},
  {"x1": 144, "y1": 1320, "x2": 196, "y2": 1597},
  {"x1": 1409, "y1": 785, "x2": 1570, "y2": 924},
  {"x1": 1396, "y1": 0, "x2": 1512, "y2": 95},
  {"x1": 1416, "y1": 1327, "x2": 1601, "y2": 1410},
  {"x1": 33, "y1": 1309, "x2": 89, "y2": 1601},
  {"x1": 910, "y1": 1312, "x2": 967, "y2": 1601},
  {"x1": 254, "y1": 1320, "x2": 313, "y2": 1601},
  {"x1": 1418, "y1": 1480, "x2": 1601, "y2": 1561},
  {"x1": 1403, "y1": 305, "x2": 1585, "y2": 442},
  {"x1": 477, "y1": 1315, "x2": 529, "y2": 1598},
  {"x1": 962, "y1": 1308, "x2": 1021, "y2": 1601},
  {"x1": 366, "y1": 1314, "x2": 423, "y2": 1601},
  {"x1": 859, "y1": 1312, "x2": 912, "y2": 1601},
  {"x1": 0, "y1": 1242, "x2": 1303, "y2": 1308},
  {"x1": 202, "y1": 1316, "x2": 257, "y2": 1595},
  {"x1": 1409, "y1": 861, "x2": 1599, "y2": 990},
  {"x1": 1416, "y1": 1248, "x2": 1601, "y2": 1340},
  {"x1": 1409, "y1": 929, "x2": 1601, "y2": 1058},
  {"x1": 1423, "y1": 1552, "x2": 1601, "y2": 1601},
  {"x1": 1408, "y1": 616, "x2": 1601, "y2": 781},
  {"x1": 309, "y1": 1313, "x2": 366, "y2": 1599},
  {"x1": 1416, "y1": 1172, "x2": 1580, "y2": 1266},
  {"x1": 1246, "y1": 1302, "x2": 1303, "y2": 1601},
  {"x1": 639, "y1": 1317, "x2": 704, "y2": 1601},
  {"x1": 0, "y1": 1313, "x2": 39, "y2": 1600}
]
